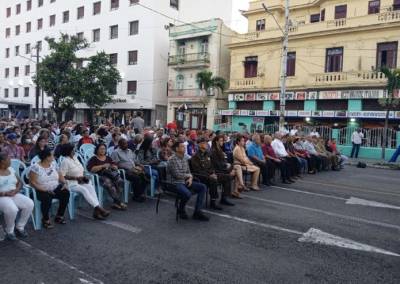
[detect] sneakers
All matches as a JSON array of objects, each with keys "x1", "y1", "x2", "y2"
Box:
[
  {"x1": 15, "y1": 228, "x2": 28, "y2": 239},
  {"x1": 192, "y1": 211, "x2": 210, "y2": 222},
  {"x1": 4, "y1": 232, "x2": 17, "y2": 241}
]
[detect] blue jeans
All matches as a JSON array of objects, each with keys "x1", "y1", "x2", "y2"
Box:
[
  {"x1": 175, "y1": 181, "x2": 207, "y2": 212},
  {"x1": 296, "y1": 157, "x2": 308, "y2": 174},
  {"x1": 144, "y1": 167, "x2": 159, "y2": 189},
  {"x1": 389, "y1": 145, "x2": 400, "y2": 162},
  {"x1": 350, "y1": 143, "x2": 361, "y2": 158}
]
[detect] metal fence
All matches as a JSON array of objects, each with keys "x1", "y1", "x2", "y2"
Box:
[{"x1": 338, "y1": 127, "x2": 397, "y2": 149}]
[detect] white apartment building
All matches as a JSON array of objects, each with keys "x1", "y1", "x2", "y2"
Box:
[
  {"x1": 0, "y1": 0, "x2": 246, "y2": 124},
  {"x1": 167, "y1": 19, "x2": 236, "y2": 130}
]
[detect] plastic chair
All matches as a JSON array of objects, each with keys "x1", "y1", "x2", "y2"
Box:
[
  {"x1": 79, "y1": 144, "x2": 95, "y2": 157},
  {"x1": 10, "y1": 159, "x2": 27, "y2": 178}
]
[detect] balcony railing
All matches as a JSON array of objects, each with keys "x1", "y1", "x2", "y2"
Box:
[
  {"x1": 315, "y1": 72, "x2": 348, "y2": 83},
  {"x1": 313, "y1": 71, "x2": 387, "y2": 85},
  {"x1": 168, "y1": 53, "x2": 210, "y2": 67},
  {"x1": 168, "y1": 88, "x2": 202, "y2": 97},
  {"x1": 230, "y1": 78, "x2": 264, "y2": 90}
]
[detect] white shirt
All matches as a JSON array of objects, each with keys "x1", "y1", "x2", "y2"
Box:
[
  {"x1": 30, "y1": 163, "x2": 60, "y2": 192},
  {"x1": 351, "y1": 131, "x2": 364, "y2": 144},
  {"x1": 0, "y1": 167, "x2": 18, "y2": 193},
  {"x1": 59, "y1": 156, "x2": 84, "y2": 186},
  {"x1": 310, "y1": 131, "x2": 320, "y2": 138},
  {"x1": 290, "y1": 129, "x2": 298, "y2": 136},
  {"x1": 271, "y1": 139, "x2": 288, "y2": 158}
]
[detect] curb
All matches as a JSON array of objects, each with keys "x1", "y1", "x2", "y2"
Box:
[{"x1": 347, "y1": 162, "x2": 400, "y2": 170}]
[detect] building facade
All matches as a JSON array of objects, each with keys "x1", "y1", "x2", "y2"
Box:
[
  {"x1": 167, "y1": 19, "x2": 236, "y2": 129},
  {"x1": 220, "y1": 0, "x2": 400, "y2": 133}
]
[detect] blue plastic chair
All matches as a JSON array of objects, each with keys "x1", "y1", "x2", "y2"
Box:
[
  {"x1": 79, "y1": 144, "x2": 95, "y2": 158},
  {"x1": 10, "y1": 159, "x2": 27, "y2": 178}
]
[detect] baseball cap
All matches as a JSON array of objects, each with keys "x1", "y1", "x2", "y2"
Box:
[{"x1": 7, "y1": 133, "x2": 18, "y2": 140}]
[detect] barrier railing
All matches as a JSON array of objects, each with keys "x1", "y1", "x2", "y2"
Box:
[{"x1": 338, "y1": 127, "x2": 397, "y2": 148}]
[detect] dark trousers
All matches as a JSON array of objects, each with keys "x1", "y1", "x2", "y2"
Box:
[
  {"x1": 254, "y1": 160, "x2": 274, "y2": 185},
  {"x1": 36, "y1": 189, "x2": 70, "y2": 221},
  {"x1": 272, "y1": 159, "x2": 290, "y2": 181},
  {"x1": 176, "y1": 181, "x2": 207, "y2": 212},
  {"x1": 351, "y1": 143, "x2": 361, "y2": 158},
  {"x1": 196, "y1": 174, "x2": 231, "y2": 200},
  {"x1": 285, "y1": 157, "x2": 300, "y2": 177},
  {"x1": 125, "y1": 170, "x2": 146, "y2": 198}
]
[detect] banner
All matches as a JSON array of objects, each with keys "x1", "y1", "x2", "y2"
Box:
[
  {"x1": 298, "y1": 111, "x2": 312, "y2": 117},
  {"x1": 245, "y1": 93, "x2": 256, "y2": 101},
  {"x1": 256, "y1": 93, "x2": 268, "y2": 101}
]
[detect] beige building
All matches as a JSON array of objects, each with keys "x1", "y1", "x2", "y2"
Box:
[
  {"x1": 167, "y1": 19, "x2": 236, "y2": 129},
  {"x1": 223, "y1": 0, "x2": 400, "y2": 132}
]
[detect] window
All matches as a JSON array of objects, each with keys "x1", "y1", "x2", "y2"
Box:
[
  {"x1": 6, "y1": 48, "x2": 10, "y2": 58},
  {"x1": 4, "y1": 89, "x2": 9, "y2": 98},
  {"x1": 15, "y1": 25, "x2": 20, "y2": 36},
  {"x1": 130, "y1": 0, "x2": 139, "y2": 5},
  {"x1": 394, "y1": 0, "x2": 400, "y2": 10},
  {"x1": 14, "y1": 88, "x2": 19, "y2": 98},
  {"x1": 6, "y1": 7, "x2": 11, "y2": 17},
  {"x1": 320, "y1": 9, "x2": 325, "y2": 21},
  {"x1": 25, "y1": 43, "x2": 30, "y2": 54},
  {"x1": 14, "y1": 67, "x2": 19, "y2": 77},
  {"x1": 110, "y1": 25, "x2": 118, "y2": 39},
  {"x1": 77, "y1": 6, "x2": 84, "y2": 19},
  {"x1": 127, "y1": 81, "x2": 137, "y2": 94},
  {"x1": 5, "y1": 68, "x2": 9, "y2": 78},
  {"x1": 170, "y1": 0, "x2": 179, "y2": 10},
  {"x1": 368, "y1": 1, "x2": 380, "y2": 14},
  {"x1": 109, "y1": 53, "x2": 118, "y2": 65},
  {"x1": 37, "y1": 40, "x2": 42, "y2": 51},
  {"x1": 334, "y1": 5, "x2": 347, "y2": 19},
  {"x1": 50, "y1": 0, "x2": 56, "y2": 3},
  {"x1": 200, "y1": 39, "x2": 208, "y2": 54},
  {"x1": 50, "y1": 15, "x2": 56, "y2": 26},
  {"x1": 38, "y1": 0, "x2": 43, "y2": 7},
  {"x1": 325, "y1": 47, "x2": 343, "y2": 72},
  {"x1": 26, "y1": 22, "x2": 31, "y2": 33},
  {"x1": 92, "y1": 29, "x2": 100, "y2": 42},
  {"x1": 128, "y1": 50, "x2": 138, "y2": 65},
  {"x1": 15, "y1": 46, "x2": 20, "y2": 56},
  {"x1": 25, "y1": 65, "x2": 30, "y2": 76},
  {"x1": 77, "y1": 32, "x2": 84, "y2": 41},
  {"x1": 176, "y1": 75, "x2": 184, "y2": 89},
  {"x1": 63, "y1": 11, "x2": 69, "y2": 23},
  {"x1": 27, "y1": 1, "x2": 32, "y2": 11},
  {"x1": 24, "y1": 87, "x2": 29, "y2": 97},
  {"x1": 129, "y1": 21, "x2": 139, "y2": 35},
  {"x1": 16, "y1": 4, "x2": 21, "y2": 14},
  {"x1": 111, "y1": 0, "x2": 119, "y2": 10},
  {"x1": 244, "y1": 56, "x2": 258, "y2": 78},
  {"x1": 37, "y1": 18, "x2": 43, "y2": 30},
  {"x1": 286, "y1": 52, "x2": 296, "y2": 76},
  {"x1": 6, "y1": 28, "x2": 11, "y2": 38},
  {"x1": 310, "y1": 14, "x2": 320, "y2": 23},
  {"x1": 93, "y1": 2, "x2": 101, "y2": 15},
  {"x1": 256, "y1": 19, "x2": 265, "y2": 31},
  {"x1": 377, "y1": 42, "x2": 398, "y2": 69}
]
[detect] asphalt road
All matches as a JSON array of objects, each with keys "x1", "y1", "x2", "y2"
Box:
[{"x1": 1, "y1": 166, "x2": 400, "y2": 284}]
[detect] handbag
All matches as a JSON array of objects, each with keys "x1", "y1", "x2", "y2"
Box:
[{"x1": 100, "y1": 168, "x2": 120, "y2": 182}]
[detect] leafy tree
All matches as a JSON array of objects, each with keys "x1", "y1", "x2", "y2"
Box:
[
  {"x1": 196, "y1": 70, "x2": 227, "y2": 129},
  {"x1": 380, "y1": 67, "x2": 400, "y2": 160}
]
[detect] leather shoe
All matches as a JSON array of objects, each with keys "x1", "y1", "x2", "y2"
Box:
[
  {"x1": 193, "y1": 211, "x2": 210, "y2": 221},
  {"x1": 220, "y1": 197, "x2": 235, "y2": 206}
]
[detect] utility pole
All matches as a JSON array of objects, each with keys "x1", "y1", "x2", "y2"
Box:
[
  {"x1": 278, "y1": 0, "x2": 290, "y2": 131},
  {"x1": 34, "y1": 42, "x2": 40, "y2": 119}
]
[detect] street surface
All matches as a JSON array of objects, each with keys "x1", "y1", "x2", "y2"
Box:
[{"x1": 1, "y1": 166, "x2": 400, "y2": 283}]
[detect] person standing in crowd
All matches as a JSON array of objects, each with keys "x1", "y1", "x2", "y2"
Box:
[
  {"x1": 131, "y1": 112, "x2": 145, "y2": 134},
  {"x1": 3, "y1": 133, "x2": 26, "y2": 163},
  {"x1": 87, "y1": 144, "x2": 127, "y2": 210},
  {"x1": 29, "y1": 149, "x2": 70, "y2": 229},
  {"x1": 0, "y1": 153, "x2": 34, "y2": 241},
  {"x1": 59, "y1": 144, "x2": 110, "y2": 220},
  {"x1": 233, "y1": 135, "x2": 261, "y2": 191},
  {"x1": 167, "y1": 140, "x2": 209, "y2": 221},
  {"x1": 310, "y1": 128, "x2": 320, "y2": 138},
  {"x1": 247, "y1": 134, "x2": 275, "y2": 186},
  {"x1": 111, "y1": 139, "x2": 147, "y2": 203},
  {"x1": 351, "y1": 128, "x2": 364, "y2": 158},
  {"x1": 191, "y1": 137, "x2": 234, "y2": 210}
]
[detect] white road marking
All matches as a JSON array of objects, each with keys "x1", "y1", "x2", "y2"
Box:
[
  {"x1": 79, "y1": 278, "x2": 95, "y2": 284},
  {"x1": 244, "y1": 195, "x2": 400, "y2": 231},
  {"x1": 271, "y1": 185, "x2": 346, "y2": 201},
  {"x1": 77, "y1": 212, "x2": 142, "y2": 234},
  {"x1": 297, "y1": 180, "x2": 400, "y2": 197},
  {"x1": 17, "y1": 240, "x2": 104, "y2": 284},
  {"x1": 299, "y1": 228, "x2": 400, "y2": 257},
  {"x1": 346, "y1": 197, "x2": 400, "y2": 210}
]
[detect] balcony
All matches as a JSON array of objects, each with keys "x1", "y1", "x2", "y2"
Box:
[
  {"x1": 168, "y1": 53, "x2": 210, "y2": 69},
  {"x1": 229, "y1": 77, "x2": 264, "y2": 90},
  {"x1": 313, "y1": 71, "x2": 387, "y2": 86}
]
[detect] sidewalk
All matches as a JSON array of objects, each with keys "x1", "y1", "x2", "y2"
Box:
[{"x1": 347, "y1": 158, "x2": 400, "y2": 170}]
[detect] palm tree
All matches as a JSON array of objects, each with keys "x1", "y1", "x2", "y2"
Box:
[
  {"x1": 380, "y1": 67, "x2": 400, "y2": 160},
  {"x1": 196, "y1": 71, "x2": 227, "y2": 129}
]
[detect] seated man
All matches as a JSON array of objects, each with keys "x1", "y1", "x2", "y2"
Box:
[
  {"x1": 262, "y1": 135, "x2": 292, "y2": 184},
  {"x1": 111, "y1": 138, "x2": 147, "y2": 202},
  {"x1": 191, "y1": 137, "x2": 234, "y2": 210},
  {"x1": 247, "y1": 134, "x2": 275, "y2": 186},
  {"x1": 167, "y1": 140, "x2": 209, "y2": 221},
  {"x1": 302, "y1": 136, "x2": 322, "y2": 172},
  {"x1": 271, "y1": 132, "x2": 298, "y2": 183}
]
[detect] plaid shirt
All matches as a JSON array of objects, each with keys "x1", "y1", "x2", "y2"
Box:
[
  {"x1": 167, "y1": 154, "x2": 192, "y2": 184},
  {"x1": 3, "y1": 144, "x2": 25, "y2": 161}
]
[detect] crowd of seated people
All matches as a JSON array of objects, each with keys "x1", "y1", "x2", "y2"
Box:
[{"x1": 0, "y1": 118, "x2": 347, "y2": 241}]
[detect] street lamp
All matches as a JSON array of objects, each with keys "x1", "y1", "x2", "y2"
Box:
[{"x1": 262, "y1": 1, "x2": 290, "y2": 132}]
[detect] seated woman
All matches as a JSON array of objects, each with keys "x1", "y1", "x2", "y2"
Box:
[
  {"x1": 29, "y1": 148, "x2": 70, "y2": 229},
  {"x1": 0, "y1": 153, "x2": 34, "y2": 241},
  {"x1": 53, "y1": 134, "x2": 69, "y2": 160},
  {"x1": 136, "y1": 134, "x2": 160, "y2": 192},
  {"x1": 59, "y1": 144, "x2": 110, "y2": 220},
  {"x1": 233, "y1": 135, "x2": 260, "y2": 191},
  {"x1": 211, "y1": 135, "x2": 244, "y2": 199},
  {"x1": 158, "y1": 136, "x2": 174, "y2": 166},
  {"x1": 28, "y1": 136, "x2": 49, "y2": 161},
  {"x1": 87, "y1": 144, "x2": 127, "y2": 210}
]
